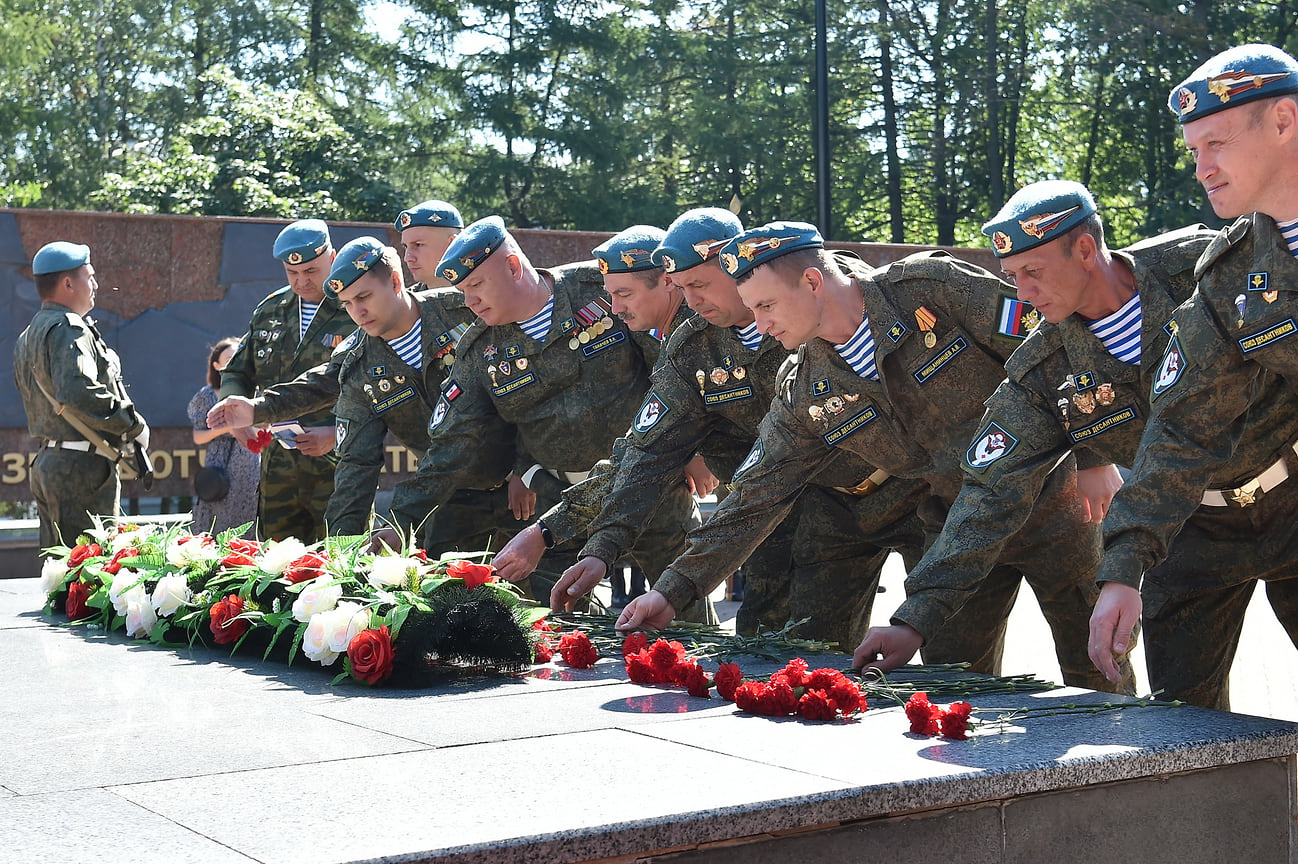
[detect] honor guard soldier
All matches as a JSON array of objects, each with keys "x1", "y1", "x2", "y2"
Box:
[
  {"x1": 379, "y1": 216, "x2": 712, "y2": 621},
  {"x1": 218, "y1": 219, "x2": 356, "y2": 542},
  {"x1": 855, "y1": 182, "x2": 1218, "y2": 691},
  {"x1": 622, "y1": 222, "x2": 1128, "y2": 694},
  {"x1": 1089, "y1": 44, "x2": 1298, "y2": 707},
  {"x1": 15, "y1": 242, "x2": 151, "y2": 548}
]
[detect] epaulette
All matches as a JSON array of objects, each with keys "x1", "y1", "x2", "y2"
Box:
[
  {"x1": 1194, "y1": 215, "x2": 1254, "y2": 280},
  {"x1": 777, "y1": 344, "x2": 808, "y2": 401},
  {"x1": 882, "y1": 250, "x2": 961, "y2": 283},
  {"x1": 662, "y1": 312, "x2": 709, "y2": 356},
  {"x1": 1002, "y1": 321, "x2": 1062, "y2": 384}
]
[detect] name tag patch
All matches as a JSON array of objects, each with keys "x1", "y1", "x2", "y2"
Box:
[
  {"x1": 704, "y1": 385, "x2": 754, "y2": 405},
  {"x1": 582, "y1": 329, "x2": 625, "y2": 357},
  {"x1": 824, "y1": 406, "x2": 877, "y2": 445},
  {"x1": 491, "y1": 371, "x2": 536, "y2": 396},
  {"x1": 1069, "y1": 407, "x2": 1137, "y2": 442},
  {"x1": 1238, "y1": 318, "x2": 1297, "y2": 354},
  {"x1": 373, "y1": 387, "x2": 415, "y2": 414},
  {"x1": 913, "y1": 336, "x2": 967, "y2": 384}
]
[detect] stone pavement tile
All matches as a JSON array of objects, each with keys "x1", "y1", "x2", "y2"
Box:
[
  {"x1": 0, "y1": 580, "x2": 45, "y2": 629},
  {"x1": 0, "y1": 788, "x2": 260, "y2": 864},
  {"x1": 0, "y1": 785, "x2": 13, "y2": 798},
  {"x1": 110, "y1": 728, "x2": 851, "y2": 864}
]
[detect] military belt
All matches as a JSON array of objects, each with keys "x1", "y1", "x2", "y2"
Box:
[
  {"x1": 43, "y1": 440, "x2": 94, "y2": 453},
  {"x1": 1201, "y1": 441, "x2": 1298, "y2": 507},
  {"x1": 833, "y1": 468, "x2": 890, "y2": 497}
]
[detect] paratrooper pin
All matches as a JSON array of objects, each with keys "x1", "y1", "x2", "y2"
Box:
[
  {"x1": 696, "y1": 370, "x2": 706, "y2": 393},
  {"x1": 1235, "y1": 293, "x2": 1247, "y2": 328}
]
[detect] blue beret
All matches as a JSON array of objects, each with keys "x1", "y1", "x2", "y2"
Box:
[
  {"x1": 395, "y1": 200, "x2": 464, "y2": 232},
  {"x1": 593, "y1": 225, "x2": 666, "y2": 275},
  {"x1": 982, "y1": 181, "x2": 1097, "y2": 257},
  {"x1": 436, "y1": 215, "x2": 506, "y2": 285},
  {"x1": 273, "y1": 219, "x2": 331, "y2": 264},
  {"x1": 1169, "y1": 44, "x2": 1298, "y2": 123},
  {"x1": 324, "y1": 236, "x2": 387, "y2": 300},
  {"x1": 718, "y1": 222, "x2": 823, "y2": 279},
  {"x1": 32, "y1": 241, "x2": 90, "y2": 276},
  {"x1": 653, "y1": 208, "x2": 743, "y2": 274}
]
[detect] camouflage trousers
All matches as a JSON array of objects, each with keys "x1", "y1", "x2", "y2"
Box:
[
  {"x1": 920, "y1": 461, "x2": 1137, "y2": 695},
  {"x1": 257, "y1": 445, "x2": 335, "y2": 544},
  {"x1": 30, "y1": 448, "x2": 120, "y2": 549},
  {"x1": 1142, "y1": 474, "x2": 1298, "y2": 710}
]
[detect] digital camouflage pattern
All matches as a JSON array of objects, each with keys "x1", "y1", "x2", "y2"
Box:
[
  {"x1": 1098, "y1": 214, "x2": 1298, "y2": 708},
  {"x1": 14, "y1": 302, "x2": 147, "y2": 547},
  {"x1": 219, "y1": 285, "x2": 356, "y2": 541}
]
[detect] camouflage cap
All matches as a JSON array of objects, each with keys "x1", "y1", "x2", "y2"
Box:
[
  {"x1": 652, "y1": 208, "x2": 743, "y2": 274},
  {"x1": 394, "y1": 199, "x2": 464, "y2": 232},
  {"x1": 325, "y1": 236, "x2": 386, "y2": 300},
  {"x1": 435, "y1": 215, "x2": 507, "y2": 285},
  {"x1": 273, "y1": 219, "x2": 332, "y2": 265},
  {"x1": 717, "y1": 221, "x2": 823, "y2": 279},
  {"x1": 592, "y1": 225, "x2": 666, "y2": 275},
  {"x1": 32, "y1": 241, "x2": 91, "y2": 276},
  {"x1": 982, "y1": 180, "x2": 1097, "y2": 258},
  {"x1": 1169, "y1": 43, "x2": 1298, "y2": 124}
]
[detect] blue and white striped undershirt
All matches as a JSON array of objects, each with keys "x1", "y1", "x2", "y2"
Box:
[
  {"x1": 518, "y1": 297, "x2": 554, "y2": 341},
  {"x1": 834, "y1": 313, "x2": 879, "y2": 379},
  {"x1": 1086, "y1": 292, "x2": 1142, "y2": 364},
  {"x1": 734, "y1": 321, "x2": 763, "y2": 351},
  {"x1": 299, "y1": 299, "x2": 320, "y2": 341},
  {"x1": 1277, "y1": 218, "x2": 1298, "y2": 257},
  {"x1": 386, "y1": 319, "x2": 423, "y2": 370}
]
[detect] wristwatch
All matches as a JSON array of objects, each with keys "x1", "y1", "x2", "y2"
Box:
[{"x1": 537, "y1": 519, "x2": 556, "y2": 549}]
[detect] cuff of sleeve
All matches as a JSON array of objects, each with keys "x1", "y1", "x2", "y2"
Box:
[
  {"x1": 651, "y1": 569, "x2": 698, "y2": 616},
  {"x1": 890, "y1": 600, "x2": 942, "y2": 645},
  {"x1": 1096, "y1": 544, "x2": 1144, "y2": 590},
  {"x1": 537, "y1": 501, "x2": 580, "y2": 547},
  {"x1": 578, "y1": 532, "x2": 622, "y2": 571}
]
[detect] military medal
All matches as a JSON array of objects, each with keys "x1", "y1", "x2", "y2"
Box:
[
  {"x1": 1095, "y1": 383, "x2": 1115, "y2": 406},
  {"x1": 696, "y1": 370, "x2": 706, "y2": 393},
  {"x1": 601, "y1": 316, "x2": 615, "y2": 329},
  {"x1": 733, "y1": 366, "x2": 746, "y2": 380},
  {"x1": 1072, "y1": 391, "x2": 1096, "y2": 414},
  {"x1": 844, "y1": 393, "x2": 860, "y2": 402},
  {"x1": 808, "y1": 405, "x2": 826, "y2": 424},
  {"x1": 484, "y1": 344, "x2": 498, "y2": 361},
  {"x1": 1265, "y1": 289, "x2": 1279, "y2": 303},
  {"x1": 569, "y1": 336, "x2": 580, "y2": 350},
  {"x1": 825, "y1": 396, "x2": 844, "y2": 415},
  {"x1": 1057, "y1": 397, "x2": 1071, "y2": 431},
  {"x1": 378, "y1": 379, "x2": 392, "y2": 393},
  {"x1": 500, "y1": 361, "x2": 511, "y2": 376},
  {"x1": 516, "y1": 358, "x2": 528, "y2": 370},
  {"x1": 710, "y1": 367, "x2": 728, "y2": 385},
  {"x1": 394, "y1": 375, "x2": 406, "y2": 384},
  {"x1": 915, "y1": 306, "x2": 938, "y2": 349},
  {"x1": 579, "y1": 330, "x2": 592, "y2": 344},
  {"x1": 1235, "y1": 294, "x2": 1247, "y2": 328}
]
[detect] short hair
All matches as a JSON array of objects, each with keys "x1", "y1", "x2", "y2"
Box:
[
  {"x1": 364, "y1": 245, "x2": 403, "y2": 286},
  {"x1": 630, "y1": 267, "x2": 665, "y2": 289},
  {"x1": 207, "y1": 337, "x2": 242, "y2": 388},
  {"x1": 34, "y1": 272, "x2": 62, "y2": 299},
  {"x1": 1060, "y1": 212, "x2": 1106, "y2": 257},
  {"x1": 1246, "y1": 93, "x2": 1298, "y2": 128},
  {"x1": 735, "y1": 247, "x2": 831, "y2": 287}
]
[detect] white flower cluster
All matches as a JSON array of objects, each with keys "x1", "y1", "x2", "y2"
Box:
[{"x1": 258, "y1": 538, "x2": 308, "y2": 575}]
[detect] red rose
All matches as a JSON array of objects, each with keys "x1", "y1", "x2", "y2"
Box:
[
  {"x1": 621, "y1": 631, "x2": 649, "y2": 657},
  {"x1": 798, "y1": 689, "x2": 837, "y2": 721},
  {"x1": 208, "y1": 594, "x2": 249, "y2": 645},
  {"x1": 67, "y1": 542, "x2": 103, "y2": 568},
  {"x1": 245, "y1": 429, "x2": 273, "y2": 454},
  {"x1": 283, "y1": 551, "x2": 329, "y2": 584},
  {"x1": 557, "y1": 630, "x2": 598, "y2": 668},
  {"x1": 905, "y1": 692, "x2": 942, "y2": 736},
  {"x1": 682, "y1": 661, "x2": 711, "y2": 698},
  {"x1": 347, "y1": 626, "x2": 395, "y2": 685},
  {"x1": 446, "y1": 559, "x2": 496, "y2": 590},
  {"x1": 220, "y1": 551, "x2": 257, "y2": 569},
  {"x1": 228, "y1": 537, "x2": 262, "y2": 554},
  {"x1": 940, "y1": 701, "x2": 974, "y2": 741},
  {"x1": 65, "y1": 580, "x2": 92, "y2": 620},
  {"x1": 533, "y1": 638, "x2": 554, "y2": 663},
  {"x1": 102, "y1": 546, "x2": 138, "y2": 576},
  {"x1": 714, "y1": 663, "x2": 743, "y2": 701}
]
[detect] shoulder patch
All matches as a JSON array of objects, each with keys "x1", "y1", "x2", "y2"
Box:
[
  {"x1": 997, "y1": 296, "x2": 1039, "y2": 339},
  {"x1": 966, "y1": 421, "x2": 1019, "y2": 470},
  {"x1": 633, "y1": 393, "x2": 669, "y2": 433},
  {"x1": 734, "y1": 439, "x2": 764, "y2": 478},
  {"x1": 1150, "y1": 332, "x2": 1188, "y2": 400}
]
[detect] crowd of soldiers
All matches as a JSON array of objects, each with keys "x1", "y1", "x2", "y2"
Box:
[{"x1": 17, "y1": 43, "x2": 1298, "y2": 712}]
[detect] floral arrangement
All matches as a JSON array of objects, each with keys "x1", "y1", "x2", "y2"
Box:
[{"x1": 40, "y1": 518, "x2": 548, "y2": 687}]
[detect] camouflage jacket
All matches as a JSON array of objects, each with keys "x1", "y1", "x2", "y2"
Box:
[
  {"x1": 14, "y1": 302, "x2": 146, "y2": 444},
  {"x1": 1100, "y1": 214, "x2": 1298, "y2": 589}
]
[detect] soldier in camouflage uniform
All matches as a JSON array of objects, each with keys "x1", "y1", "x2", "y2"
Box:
[
  {"x1": 14, "y1": 242, "x2": 150, "y2": 549},
  {"x1": 382, "y1": 216, "x2": 712, "y2": 621},
  {"x1": 856, "y1": 182, "x2": 1217, "y2": 694},
  {"x1": 1089, "y1": 45, "x2": 1298, "y2": 708},
  {"x1": 622, "y1": 222, "x2": 1126, "y2": 694},
  {"x1": 218, "y1": 219, "x2": 356, "y2": 543},
  {"x1": 513, "y1": 209, "x2": 926, "y2": 646}
]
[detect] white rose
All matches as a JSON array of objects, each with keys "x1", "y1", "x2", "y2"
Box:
[
  {"x1": 39, "y1": 557, "x2": 69, "y2": 595},
  {"x1": 301, "y1": 612, "x2": 340, "y2": 666},
  {"x1": 109, "y1": 569, "x2": 147, "y2": 617},
  {"x1": 125, "y1": 596, "x2": 158, "y2": 638},
  {"x1": 366, "y1": 555, "x2": 419, "y2": 588},
  {"x1": 258, "y1": 538, "x2": 308, "y2": 575},
  {"x1": 110, "y1": 526, "x2": 154, "y2": 554},
  {"x1": 166, "y1": 536, "x2": 219, "y2": 569},
  {"x1": 324, "y1": 602, "x2": 370, "y2": 654},
  {"x1": 291, "y1": 577, "x2": 342, "y2": 623},
  {"x1": 151, "y1": 574, "x2": 191, "y2": 618}
]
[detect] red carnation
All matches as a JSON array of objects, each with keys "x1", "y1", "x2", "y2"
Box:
[
  {"x1": 245, "y1": 429, "x2": 273, "y2": 454},
  {"x1": 532, "y1": 617, "x2": 554, "y2": 633},
  {"x1": 798, "y1": 689, "x2": 837, "y2": 721},
  {"x1": 829, "y1": 678, "x2": 865, "y2": 716},
  {"x1": 714, "y1": 663, "x2": 743, "y2": 701},
  {"x1": 682, "y1": 661, "x2": 711, "y2": 698},
  {"x1": 905, "y1": 692, "x2": 943, "y2": 736},
  {"x1": 228, "y1": 537, "x2": 262, "y2": 554},
  {"x1": 621, "y1": 631, "x2": 649, "y2": 658},
  {"x1": 283, "y1": 551, "x2": 329, "y2": 584},
  {"x1": 779, "y1": 657, "x2": 810, "y2": 688},
  {"x1": 557, "y1": 630, "x2": 598, "y2": 668},
  {"x1": 533, "y1": 638, "x2": 554, "y2": 663},
  {"x1": 411, "y1": 548, "x2": 428, "y2": 562},
  {"x1": 347, "y1": 626, "x2": 395, "y2": 685},
  {"x1": 625, "y1": 650, "x2": 656, "y2": 683},
  {"x1": 940, "y1": 701, "x2": 974, "y2": 741},
  {"x1": 65, "y1": 580, "x2": 92, "y2": 620},
  {"x1": 208, "y1": 594, "x2": 249, "y2": 645},
  {"x1": 67, "y1": 542, "x2": 103, "y2": 568},
  {"x1": 763, "y1": 679, "x2": 799, "y2": 716},
  {"x1": 446, "y1": 559, "x2": 497, "y2": 590},
  {"x1": 648, "y1": 639, "x2": 687, "y2": 679}
]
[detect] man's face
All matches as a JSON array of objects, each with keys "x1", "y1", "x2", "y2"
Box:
[
  {"x1": 1183, "y1": 103, "x2": 1284, "y2": 220},
  {"x1": 736, "y1": 266, "x2": 819, "y2": 349},
  {"x1": 671, "y1": 259, "x2": 753, "y2": 327},
  {"x1": 998, "y1": 238, "x2": 1088, "y2": 324},
  {"x1": 606, "y1": 270, "x2": 670, "y2": 331},
  {"x1": 456, "y1": 253, "x2": 524, "y2": 326},
  {"x1": 335, "y1": 270, "x2": 406, "y2": 340},
  {"x1": 401, "y1": 226, "x2": 459, "y2": 283},
  {"x1": 66, "y1": 264, "x2": 97, "y2": 317},
  {"x1": 283, "y1": 251, "x2": 333, "y2": 303}
]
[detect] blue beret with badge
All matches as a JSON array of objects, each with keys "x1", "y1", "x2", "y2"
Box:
[
  {"x1": 652, "y1": 208, "x2": 744, "y2": 274},
  {"x1": 394, "y1": 199, "x2": 464, "y2": 232},
  {"x1": 273, "y1": 219, "x2": 332, "y2": 265},
  {"x1": 717, "y1": 221, "x2": 823, "y2": 280},
  {"x1": 32, "y1": 241, "x2": 91, "y2": 276},
  {"x1": 981, "y1": 180, "x2": 1097, "y2": 258},
  {"x1": 436, "y1": 215, "x2": 506, "y2": 285},
  {"x1": 324, "y1": 236, "x2": 387, "y2": 300},
  {"x1": 593, "y1": 225, "x2": 666, "y2": 275},
  {"x1": 1169, "y1": 43, "x2": 1298, "y2": 124}
]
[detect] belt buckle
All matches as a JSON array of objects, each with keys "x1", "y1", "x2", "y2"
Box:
[{"x1": 1230, "y1": 478, "x2": 1262, "y2": 506}]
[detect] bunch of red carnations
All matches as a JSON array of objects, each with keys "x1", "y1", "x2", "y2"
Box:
[{"x1": 904, "y1": 691, "x2": 975, "y2": 740}]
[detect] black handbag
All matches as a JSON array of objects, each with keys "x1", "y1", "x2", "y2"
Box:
[{"x1": 194, "y1": 465, "x2": 230, "y2": 502}]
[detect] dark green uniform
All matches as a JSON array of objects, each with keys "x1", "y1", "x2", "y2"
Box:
[
  {"x1": 14, "y1": 303, "x2": 147, "y2": 548},
  {"x1": 1100, "y1": 214, "x2": 1298, "y2": 708},
  {"x1": 219, "y1": 286, "x2": 356, "y2": 542},
  {"x1": 387, "y1": 263, "x2": 710, "y2": 621},
  {"x1": 656, "y1": 251, "x2": 1116, "y2": 691}
]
